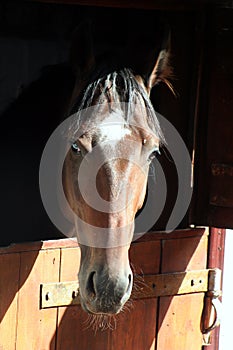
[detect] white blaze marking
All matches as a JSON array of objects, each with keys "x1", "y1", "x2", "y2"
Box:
[
  {"x1": 98, "y1": 110, "x2": 131, "y2": 142},
  {"x1": 96, "y1": 111, "x2": 132, "y2": 201},
  {"x1": 99, "y1": 124, "x2": 131, "y2": 141}
]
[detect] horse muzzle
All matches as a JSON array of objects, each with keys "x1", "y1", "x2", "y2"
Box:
[{"x1": 79, "y1": 267, "x2": 133, "y2": 315}]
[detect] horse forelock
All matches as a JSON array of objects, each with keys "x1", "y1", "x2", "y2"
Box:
[{"x1": 67, "y1": 67, "x2": 165, "y2": 145}]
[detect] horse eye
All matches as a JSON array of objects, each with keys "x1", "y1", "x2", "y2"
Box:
[{"x1": 71, "y1": 142, "x2": 81, "y2": 155}]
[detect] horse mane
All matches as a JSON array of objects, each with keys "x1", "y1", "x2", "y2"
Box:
[{"x1": 68, "y1": 59, "x2": 165, "y2": 145}]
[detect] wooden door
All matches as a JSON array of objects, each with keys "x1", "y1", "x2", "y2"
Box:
[
  {"x1": 0, "y1": 229, "x2": 209, "y2": 350},
  {"x1": 191, "y1": 6, "x2": 233, "y2": 229}
]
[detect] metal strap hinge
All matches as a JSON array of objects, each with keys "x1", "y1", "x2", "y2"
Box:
[{"x1": 40, "y1": 268, "x2": 221, "y2": 309}]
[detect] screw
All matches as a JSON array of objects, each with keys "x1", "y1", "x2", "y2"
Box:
[
  {"x1": 72, "y1": 290, "x2": 79, "y2": 299},
  {"x1": 45, "y1": 292, "x2": 51, "y2": 301}
]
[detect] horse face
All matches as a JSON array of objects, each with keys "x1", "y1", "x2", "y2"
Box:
[
  {"x1": 63, "y1": 102, "x2": 160, "y2": 314},
  {"x1": 63, "y1": 21, "x2": 170, "y2": 315}
]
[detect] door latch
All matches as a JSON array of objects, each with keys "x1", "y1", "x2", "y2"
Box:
[{"x1": 202, "y1": 268, "x2": 222, "y2": 345}]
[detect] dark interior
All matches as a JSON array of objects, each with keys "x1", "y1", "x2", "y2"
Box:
[{"x1": 1, "y1": 1, "x2": 232, "y2": 246}]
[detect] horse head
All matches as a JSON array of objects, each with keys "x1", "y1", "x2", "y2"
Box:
[{"x1": 63, "y1": 22, "x2": 171, "y2": 315}]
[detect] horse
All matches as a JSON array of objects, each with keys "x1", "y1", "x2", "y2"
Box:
[{"x1": 62, "y1": 22, "x2": 172, "y2": 316}]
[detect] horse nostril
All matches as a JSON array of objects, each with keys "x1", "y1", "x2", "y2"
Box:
[
  {"x1": 86, "y1": 271, "x2": 96, "y2": 299},
  {"x1": 127, "y1": 273, "x2": 133, "y2": 294}
]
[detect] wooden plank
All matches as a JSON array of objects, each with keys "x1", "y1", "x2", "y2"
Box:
[
  {"x1": 16, "y1": 249, "x2": 60, "y2": 350},
  {"x1": 59, "y1": 247, "x2": 81, "y2": 281},
  {"x1": 135, "y1": 228, "x2": 208, "y2": 243},
  {"x1": 0, "y1": 253, "x2": 20, "y2": 350},
  {"x1": 55, "y1": 247, "x2": 86, "y2": 350},
  {"x1": 0, "y1": 238, "x2": 77, "y2": 255},
  {"x1": 203, "y1": 228, "x2": 225, "y2": 350},
  {"x1": 55, "y1": 247, "x2": 109, "y2": 349},
  {"x1": 109, "y1": 299, "x2": 158, "y2": 350},
  {"x1": 0, "y1": 241, "x2": 43, "y2": 255},
  {"x1": 0, "y1": 229, "x2": 208, "y2": 254},
  {"x1": 157, "y1": 294, "x2": 205, "y2": 350},
  {"x1": 156, "y1": 232, "x2": 208, "y2": 350},
  {"x1": 130, "y1": 240, "x2": 161, "y2": 274},
  {"x1": 161, "y1": 234, "x2": 208, "y2": 272}
]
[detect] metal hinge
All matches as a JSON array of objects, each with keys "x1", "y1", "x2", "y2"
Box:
[{"x1": 40, "y1": 268, "x2": 221, "y2": 309}]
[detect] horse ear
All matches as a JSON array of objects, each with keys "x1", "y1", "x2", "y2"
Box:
[
  {"x1": 70, "y1": 20, "x2": 95, "y2": 79},
  {"x1": 146, "y1": 30, "x2": 173, "y2": 92}
]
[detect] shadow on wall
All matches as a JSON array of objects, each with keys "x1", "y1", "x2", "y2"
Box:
[{"x1": 0, "y1": 243, "x2": 42, "y2": 328}]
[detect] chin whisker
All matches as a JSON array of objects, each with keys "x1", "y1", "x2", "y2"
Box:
[
  {"x1": 120, "y1": 297, "x2": 134, "y2": 316},
  {"x1": 82, "y1": 312, "x2": 118, "y2": 332}
]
